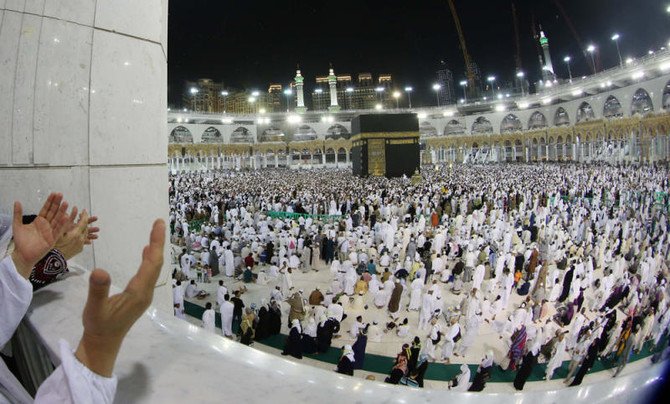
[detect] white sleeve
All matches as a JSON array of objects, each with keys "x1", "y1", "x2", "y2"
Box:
[
  {"x1": 34, "y1": 340, "x2": 117, "y2": 404},
  {"x1": 0, "y1": 256, "x2": 33, "y2": 347}
]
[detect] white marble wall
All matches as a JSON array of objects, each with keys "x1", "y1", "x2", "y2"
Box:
[{"x1": 0, "y1": 0, "x2": 171, "y2": 309}]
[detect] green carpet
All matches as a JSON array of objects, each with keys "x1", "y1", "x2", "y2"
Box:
[{"x1": 184, "y1": 300, "x2": 663, "y2": 383}]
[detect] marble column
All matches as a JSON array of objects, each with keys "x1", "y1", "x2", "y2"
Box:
[
  {"x1": 0, "y1": 1, "x2": 170, "y2": 308},
  {"x1": 274, "y1": 154, "x2": 279, "y2": 168}
]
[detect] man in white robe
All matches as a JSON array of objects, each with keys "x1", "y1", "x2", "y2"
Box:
[
  {"x1": 202, "y1": 303, "x2": 216, "y2": 333},
  {"x1": 224, "y1": 246, "x2": 235, "y2": 277},
  {"x1": 220, "y1": 294, "x2": 235, "y2": 337}
]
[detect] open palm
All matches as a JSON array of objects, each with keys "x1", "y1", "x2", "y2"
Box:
[
  {"x1": 75, "y1": 219, "x2": 165, "y2": 377},
  {"x1": 11, "y1": 194, "x2": 73, "y2": 278}
]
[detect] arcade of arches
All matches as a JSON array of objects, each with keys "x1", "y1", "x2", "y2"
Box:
[{"x1": 168, "y1": 114, "x2": 670, "y2": 170}]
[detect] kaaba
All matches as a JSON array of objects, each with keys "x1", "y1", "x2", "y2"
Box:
[{"x1": 351, "y1": 113, "x2": 420, "y2": 178}]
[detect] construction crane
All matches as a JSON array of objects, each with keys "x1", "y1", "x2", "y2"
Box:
[
  {"x1": 446, "y1": 0, "x2": 477, "y2": 98},
  {"x1": 511, "y1": 1, "x2": 523, "y2": 72}
]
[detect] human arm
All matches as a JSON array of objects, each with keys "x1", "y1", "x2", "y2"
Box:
[{"x1": 34, "y1": 219, "x2": 165, "y2": 404}]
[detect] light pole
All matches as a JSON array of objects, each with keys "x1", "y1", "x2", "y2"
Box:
[
  {"x1": 587, "y1": 44, "x2": 597, "y2": 73},
  {"x1": 404, "y1": 86, "x2": 413, "y2": 108},
  {"x1": 515, "y1": 71, "x2": 525, "y2": 96},
  {"x1": 564, "y1": 56, "x2": 573, "y2": 82},
  {"x1": 486, "y1": 76, "x2": 496, "y2": 99},
  {"x1": 375, "y1": 87, "x2": 385, "y2": 107},
  {"x1": 346, "y1": 87, "x2": 354, "y2": 110},
  {"x1": 432, "y1": 83, "x2": 441, "y2": 107},
  {"x1": 283, "y1": 88, "x2": 293, "y2": 112},
  {"x1": 393, "y1": 91, "x2": 401, "y2": 108},
  {"x1": 190, "y1": 87, "x2": 199, "y2": 111},
  {"x1": 220, "y1": 90, "x2": 228, "y2": 113},
  {"x1": 459, "y1": 80, "x2": 468, "y2": 104},
  {"x1": 611, "y1": 33, "x2": 623, "y2": 67}
]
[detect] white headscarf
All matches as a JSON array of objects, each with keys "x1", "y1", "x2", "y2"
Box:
[
  {"x1": 291, "y1": 319, "x2": 302, "y2": 334},
  {"x1": 343, "y1": 344, "x2": 355, "y2": 362},
  {"x1": 453, "y1": 364, "x2": 471, "y2": 391}
]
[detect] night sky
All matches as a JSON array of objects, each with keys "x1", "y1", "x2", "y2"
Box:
[{"x1": 168, "y1": 0, "x2": 669, "y2": 107}]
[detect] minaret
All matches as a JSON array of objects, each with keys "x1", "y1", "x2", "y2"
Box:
[
  {"x1": 539, "y1": 30, "x2": 556, "y2": 82},
  {"x1": 294, "y1": 66, "x2": 306, "y2": 113},
  {"x1": 327, "y1": 65, "x2": 340, "y2": 112}
]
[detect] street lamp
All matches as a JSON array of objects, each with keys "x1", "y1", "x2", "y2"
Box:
[
  {"x1": 516, "y1": 71, "x2": 525, "y2": 96},
  {"x1": 432, "y1": 83, "x2": 441, "y2": 107},
  {"x1": 346, "y1": 87, "x2": 354, "y2": 110},
  {"x1": 404, "y1": 86, "x2": 413, "y2": 108},
  {"x1": 486, "y1": 76, "x2": 496, "y2": 99},
  {"x1": 220, "y1": 90, "x2": 228, "y2": 113},
  {"x1": 189, "y1": 87, "x2": 199, "y2": 111},
  {"x1": 392, "y1": 91, "x2": 401, "y2": 108},
  {"x1": 611, "y1": 33, "x2": 623, "y2": 67},
  {"x1": 586, "y1": 44, "x2": 597, "y2": 73},
  {"x1": 459, "y1": 80, "x2": 468, "y2": 104},
  {"x1": 564, "y1": 56, "x2": 573, "y2": 82},
  {"x1": 283, "y1": 88, "x2": 293, "y2": 112}
]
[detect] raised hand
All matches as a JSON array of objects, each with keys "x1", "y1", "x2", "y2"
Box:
[
  {"x1": 11, "y1": 194, "x2": 73, "y2": 279},
  {"x1": 75, "y1": 219, "x2": 165, "y2": 377},
  {"x1": 55, "y1": 210, "x2": 100, "y2": 260}
]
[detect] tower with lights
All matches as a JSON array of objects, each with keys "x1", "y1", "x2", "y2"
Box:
[
  {"x1": 539, "y1": 30, "x2": 556, "y2": 82},
  {"x1": 294, "y1": 67, "x2": 307, "y2": 113},
  {"x1": 327, "y1": 66, "x2": 340, "y2": 112}
]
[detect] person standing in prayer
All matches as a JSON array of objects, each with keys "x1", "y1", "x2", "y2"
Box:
[
  {"x1": 240, "y1": 307, "x2": 256, "y2": 345},
  {"x1": 570, "y1": 337, "x2": 601, "y2": 386},
  {"x1": 230, "y1": 290, "x2": 245, "y2": 335},
  {"x1": 216, "y1": 280, "x2": 227, "y2": 308},
  {"x1": 337, "y1": 345, "x2": 356, "y2": 376},
  {"x1": 352, "y1": 325, "x2": 369, "y2": 369},
  {"x1": 173, "y1": 280, "x2": 185, "y2": 319},
  {"x1": 545, "y1": 331, "x2": 567, "y2": 380},
  {"x1": 469, "y1": 351, "x2": 494, "y2": 392},
  {"x1": 201, "y1": 302, "x2": 216, "y2": 333},
  {"x1": 282, "y1": 319, "x2": 303, "y2": 359},
  {"x1": 507, "y1": 324, "x2": 527, "y2": 370},
  {"x1": 513, "y1": 344, "x2": 540, "y2": 390},
  {"x1": 388, "y1": 279, "x2": 404, "y2": 319},
  {"x1": 220, "y1": 293, "x2": 234, "y2": 337},
  {"x1": 224, "y1": 246, "x2": 235, "y2": 277},
  {"x1": 408, "y1": 276, "x2": 423, "y2": 311}
]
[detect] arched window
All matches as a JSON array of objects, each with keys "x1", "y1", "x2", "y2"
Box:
[
  {"x1": 500, "y1": 114, "x2": 522, "y2": 133},
  {"x1": 201, "y1": 127, "x2": 222, "y2": 143},
  {"x1": 663, "y1": 80, "x2": 670, "y2": 110},
  {"x1": 603, "y1": 96, "x2": 623, "y2": 118},
  {"x1": 326, "y1": 124, "x2": 350, "y2": 139},
  {"x1": 169, "y1": 126, "x2": 193, "y2": 143},
  {"x1": 554, "y1": 107, "x2": 570, "y2": 126},
  {"x1": 260, "y1": 127, "x2": 285, "y2": 142},
  {"x1": 528, "y1": 111, "x2": 548, "y2": 129},
  {"x1": 576, "y1": 102, "x2": 595, "y2": 123},
  {"x1": 420, "y1": 122, "x2": 438, "y2": 137},
  {"x1": 631, "y1": 88, "x2": 654, "y2": 115},
  {"x1": 471, "y1": 117, "x2": 493, "y2": 134},
  {"x1": 444, "y1": 120, "x2": 466, "y2": 136},
  {"x1": 294, "y1": 125, "x2": 317, "y2": 141},
  {"x1": 231, "y1": 127, "x2": 253, "y2": 143}
]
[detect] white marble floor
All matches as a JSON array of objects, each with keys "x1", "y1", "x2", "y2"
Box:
[{"x1": 176, "y1": 250, "x2": 658, "y2": 392}]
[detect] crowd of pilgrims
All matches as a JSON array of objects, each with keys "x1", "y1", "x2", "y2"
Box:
[{"x1": 170, "y1": 163, "x2": 670, "y2": 391}]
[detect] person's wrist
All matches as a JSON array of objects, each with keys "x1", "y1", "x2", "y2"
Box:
[
  {"x1": 10, "y1": 250, "x2": 32, "y2": 279},
  {"x1": 75, "y1": 332, "x2": 123, "y2": 378}
]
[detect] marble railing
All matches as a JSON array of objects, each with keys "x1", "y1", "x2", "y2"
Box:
[{"x1": 18, "y1": 265, "x2": 667, "y2": 403}]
